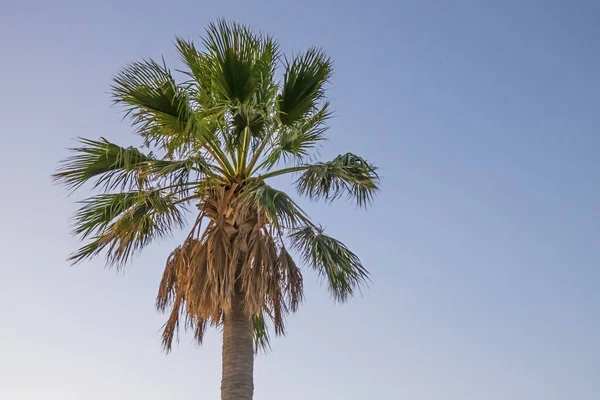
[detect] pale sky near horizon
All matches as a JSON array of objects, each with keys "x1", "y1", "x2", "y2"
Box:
[{"x1": 1, "y1": 0, "x2": 599, "y2": 399}]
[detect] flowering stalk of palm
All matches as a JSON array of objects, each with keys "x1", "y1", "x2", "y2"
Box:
[{"x1": 54, "y1": 19, "x2": 379, "y2": 400}]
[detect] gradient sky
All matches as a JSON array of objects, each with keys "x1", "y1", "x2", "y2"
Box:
[{"x1": 1, "y1": 0, "x2": 599, "y2": 399}]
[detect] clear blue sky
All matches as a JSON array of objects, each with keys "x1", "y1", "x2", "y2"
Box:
[{"x1": 1, "y1": 0, "x2": 599, "y2": 399}]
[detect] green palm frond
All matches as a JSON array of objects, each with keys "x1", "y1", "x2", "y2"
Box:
[
  {"x1": 174, "y1": 37, "x2": 218, "y2": 112},
  {"x1": 53, "y1": 138, "x2": 154, "y2": 191},
  {"x1": 295, "y1": 153, "x2": 379, "y2": 207},
  {"x1": 202, "y1": 19, "x2": 262, "y2": 105},
  {"x1": 252, "y1": 313, "x2": 272, "y2": 353},
  {"x1": 238, "y1": 182, "x2": 312, "y2": 229},
  {"x1": 251, "y1": 35, "x2": 279, "y2": 112},
  {"x1": 147, "y1": 155, "x2": 216, "y2": 190},
  {"x1": 111, "y1": 58, "x2": 201, "y2": 156},
  {"x1": 203, "y1": 20, "x2": 279, "y2": 163},
  {"x1": 239, "y1": 34, "x2": 279, "y2": 142},
  {"x1": 277, "y1": 47, "x2": 332, "y2": 126},
  {"x1": 69, "y1": 190, "x2": 187, "y2": 267},
  {"x1": 174, "y1": 37, "x2": 208, "y2": 89},
  {"x1": 289, "y1": 225, "x2": 369, "y2": 302},
  {"x1": 53, "y1": 138, "x2": 213, "y2": 193},
  {"x1": 264, "y1": 102, "x2": 331, "y2": 168}
]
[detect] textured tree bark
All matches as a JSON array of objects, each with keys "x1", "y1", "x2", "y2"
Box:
[{"x1": 221, "y1": 290, "x2": 254, "y2": 400}]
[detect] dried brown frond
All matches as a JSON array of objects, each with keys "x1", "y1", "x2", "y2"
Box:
[
  {"x1": 156, "y1": 183, "x2": 306, "y2": 351},
  {"x1": 161, "y1": 293, "x2": 183, "y2": 352}
]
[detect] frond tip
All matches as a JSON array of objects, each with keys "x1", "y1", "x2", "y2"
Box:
[{"x1": 290, "y1": 225, "x2": 370, "y2": 302}]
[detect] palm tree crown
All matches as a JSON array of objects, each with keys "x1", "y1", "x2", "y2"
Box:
[{"x1": 54, "y1": 19, "x2": 379, "y2": 353}]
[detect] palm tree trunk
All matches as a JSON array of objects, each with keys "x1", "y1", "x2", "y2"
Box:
[{"x1": 221, "y1": 289, "x2": 254, "y2": 400}]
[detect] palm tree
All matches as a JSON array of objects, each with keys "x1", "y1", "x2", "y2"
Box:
[{"x1": 54, "y1": 19, "x2": 379, "y2": 400}]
